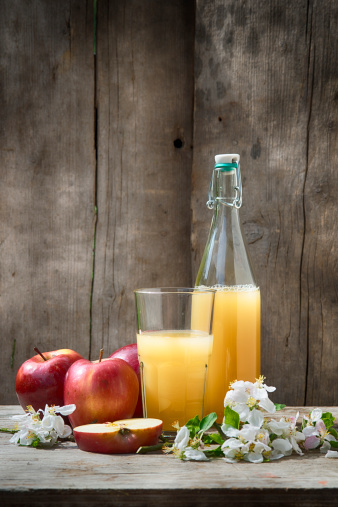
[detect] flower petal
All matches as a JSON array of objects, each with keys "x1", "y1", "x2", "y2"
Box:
[
  {"x1": 41, "y1": 414, "x2": 55, "y2": 431},
  {"x1": 290, "y1": 436, "x2": 304, "y2": 455},
  {"x1": 233, "y1": 403, "x2": 250, "y2": 422},
  {"x1": 304, "y1": 435, "x2": 320, "y2": 450},
  {"x1": 302, "y1": 426, "x2": 318, "y2": 438},
  {"x1": 54, "y1": 404, "x2": 76, "y2": 416},
  {"x1": 263, "y1": 384, "x2": 276, "y2": 393},
  {"x1": 239, "y1": 425, "x2": 259, "y2": 442},
  {"x1": 53, "y1": 415, "x2": 65, "y2": 436},
  {"x1": 269, "y1": 450, "x2": 284, "y2": 461},
  {"x1": 60, "y1": 424, "x2": 72, "y2": 438},
  {"x1": 320, "y1": 440, "x2": 331, "y2": 453},
  {"x1": 247, "y1": 409, "x2": 264, "y2": 428},
  {"x1": 271, "y1": 438, "x2": 292, "y2": 455},
  {"x1": 325, "y1": 450, "x2": 338, "y2": 458},
  {"x1": 268, "y1": 419, "x2": 290, "y2": 436},
  {"x1": 174, "y1": 426, "x2": 190, "y2": 451},
  {"x1": 223, "y1": 457, "x2": 237, "y2": 463},
  {"x1": 184, "y1": 448, "x2": 209, "y2": 461},
  {"x1": 230, "y1": 390, "x2": 250, "y2": 403},
  {"x1": 221, "y1": 425, "x2": 239, "y2": 438},
  {"x1": 310, "y1": 408, "x2": 322, "y2": 422},
  {"x1": 316, "y1": 419, "x2": 327, "y2": 435},
  {"x1": 258, "y1": 397, "x2": 276, "y2": 414},
  {"x1": 226, "y1": 439, "x2": 243, "y2": 450},
  {"x1": 325, "y1": 434, "x2": 337, "y2": 442},
  {"x1": 254, "y1": 441, "x2": 271, "y2": 453},
  {"x1": 252, "y1": 387, "x2": 268, "y2": 400},
  {"x1": 245, "y1": 452, "x2": 264, "y2": 463}
]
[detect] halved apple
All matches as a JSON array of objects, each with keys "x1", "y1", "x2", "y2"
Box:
[{"x1": 73, "y1": 418, "x2": 163, "y2": 454}]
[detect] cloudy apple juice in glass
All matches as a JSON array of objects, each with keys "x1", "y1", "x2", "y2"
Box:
[{"x1": 134, "y1": 288, "x2": 214, "y2": 432}]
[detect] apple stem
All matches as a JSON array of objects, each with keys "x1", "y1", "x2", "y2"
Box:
[
  {"x1": 99, "y1": 349, "x2": 104, "y2": 363},
  {"x1": 33, "y1": 347, "x2": 48, "y2": 361}
]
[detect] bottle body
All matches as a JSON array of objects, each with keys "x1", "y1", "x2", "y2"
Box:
[
  {"x1": 195, "y1": 155, "x2": 261, "y2": 421},
  {"x1": 197, "y1": 284, "x2": 260, "y2": 421}
]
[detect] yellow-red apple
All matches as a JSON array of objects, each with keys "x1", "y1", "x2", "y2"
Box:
[
  {"x1": 15, "y1": 348, "x2": 83, "y2": 412},
  {"x1": 64, "y1": 356, "x2": 139, "y2": 428},
  {"x1": 109, "y1": 343, "x2": 143, "y2": 417},
  {"x1": 73, "y1": 418, "x2": 163, "y2": 454}
]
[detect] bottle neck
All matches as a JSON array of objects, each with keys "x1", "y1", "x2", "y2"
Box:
[
  {"x1": 207, "y1": 163, "x2": 242, "y2": 210},
  {"x1": 195, "y1": 162, "x2": 257, "y2": 288}
]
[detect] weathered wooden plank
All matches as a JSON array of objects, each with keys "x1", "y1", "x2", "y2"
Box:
[
  {"x1": 91, "y1": 0, "x2": 195, "y2": 357},
  {"x1": 0, "y1": 1, "x2": 95, "y2": 403},
  {"x1": 192, "y1": 0, "x2": 338, "y2": 405},
  {"x1": 300, "y1": 0, "x2": 338, "y2": 406},
  {"x1": 0, "y1": 406, "x2": 338, "y2": 506}
]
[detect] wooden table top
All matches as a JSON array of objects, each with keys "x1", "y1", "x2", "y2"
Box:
[{"x1": 1, "y1": 405, "x2": 338, "y2": 506}]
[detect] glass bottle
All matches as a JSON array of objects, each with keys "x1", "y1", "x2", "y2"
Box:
[{"x1": 195, "y1": 154, "x2": 261, "y2": 421}]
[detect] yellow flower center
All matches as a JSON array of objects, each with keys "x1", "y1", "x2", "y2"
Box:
[
  {"x1": 255, "y1": 375, "x2": 266, "y2": 387},
  {"x1": 247, "y1": 397, "x2": 257, "y2": 408}
]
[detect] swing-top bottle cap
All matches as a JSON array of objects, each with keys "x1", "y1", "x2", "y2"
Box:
[
  {"x1": 215, "y1": 154, "x2": 240, "y2": 164},
  {"x1": 214, "y1": 154, "x2": 240, "y2": 173}
]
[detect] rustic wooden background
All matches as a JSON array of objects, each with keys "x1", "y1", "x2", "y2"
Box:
[{"x1": 0, "y1": 0, "x2": 337, "y2": 406}]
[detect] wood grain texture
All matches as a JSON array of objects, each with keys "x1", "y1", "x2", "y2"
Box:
[
  {"x1": 1, "y1": 406, "x2": 338, "y2": 506},
  {"x1": 91, "y1": 0, "x2": 195, "y2": 357},
  {"x1": 192, "y1": 0, "x2": 338, "y2": 405},
  {"x1": 0, "y1": 1, "x2": 95, "y2": 403},
  {"x1": 300, "y1": 0, "x2": 338, "y2": 406},
  {"x1": 0, "y1": 0, "x2": 336, "y2": 411}
]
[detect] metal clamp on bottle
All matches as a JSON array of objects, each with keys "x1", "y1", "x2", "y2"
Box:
[{"x1": 206, "y1": 159, "x2": 242, "y2": 209}]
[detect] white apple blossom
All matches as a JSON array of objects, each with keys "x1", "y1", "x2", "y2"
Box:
[
  {"x1": 302, "y1": 418, "x2": 337, "y2": 451},
  {"x1": 10, "y1": 404, "x2": 76, "y2": 447},
  {"x1": 266, "y1": 412, "x2": 305, "y2": 455},
  {"x1": 221, "y1": 424, "x2": 271, "y2": 463},
  {"x1": 170, "y1": 425, "x2": 209, "y2": 461},
  {"x1": 160, "y1": 376, "x2": 337, "y2": 465},
  {"x1": 224, "y1": 376, "x2": 276, "y2": 426},
  {"x1": 303, "y1": 408, "x2": 323, "y2": 425}
]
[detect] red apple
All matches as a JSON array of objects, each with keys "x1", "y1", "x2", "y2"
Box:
[
  {"x1": 73, "y1": 418, "x2": 163, "y2": 454},
  {"x1": 64, "y1": 356, "x2": 139, "y2": 428},
  {"x1": 109, "y1": 343, "x2": 143, "y2": 417},
  {"x1": 15, "y1": 348, "x2": 83, "y2": 412}
]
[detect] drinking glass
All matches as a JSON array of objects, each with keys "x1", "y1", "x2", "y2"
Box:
[{"x1": 134, "y1": 288, "x2": 214, "y2": 432}]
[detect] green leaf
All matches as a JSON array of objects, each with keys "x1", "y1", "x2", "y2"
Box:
[
  {"x1": 322, "y1": 412, "x2": 335, "y2": 429},
  {"x1": 31, "y1": 437, "x2": 40, "y2": 448},
  {"x1": 330, "y1": 440, "x2": 338, "y2": 449},
  {"x1": 269, "y1": 433, "x2": 278, "y2": 442},
  {"x1": 274, "y1": 403, "x2": 286, "y2": 411},
  {"x1": 204, "y1": 445, "x2": 224, "y2": 458},
  {"x1": 203, "y1": 433, "x2": 224, "y2": 445},
  {"x1": 185, "y1": 415, "x2": 201, "y2": 438},
  {"x1": 328, "y1": 427, "x2": 338, "y2": 439},
  {"x1": 223, "y1": 405, "x2": 239, "y2": 429},
  {"x1": 199, "y1": 412, "x2": 217, "y2": 433}
]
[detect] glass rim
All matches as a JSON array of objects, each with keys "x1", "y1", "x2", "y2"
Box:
[{"x1": 134, "y1": 287, "x2": 215, "y2": 295}]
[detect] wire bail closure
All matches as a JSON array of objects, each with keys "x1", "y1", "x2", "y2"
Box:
[{"x1": 206, "y1": 160, "x2": 242, "y2": 209}]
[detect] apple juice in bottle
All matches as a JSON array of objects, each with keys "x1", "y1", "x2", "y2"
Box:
[{"x1": 195, "y1": 154, "x2": 260, "y2": 422}]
